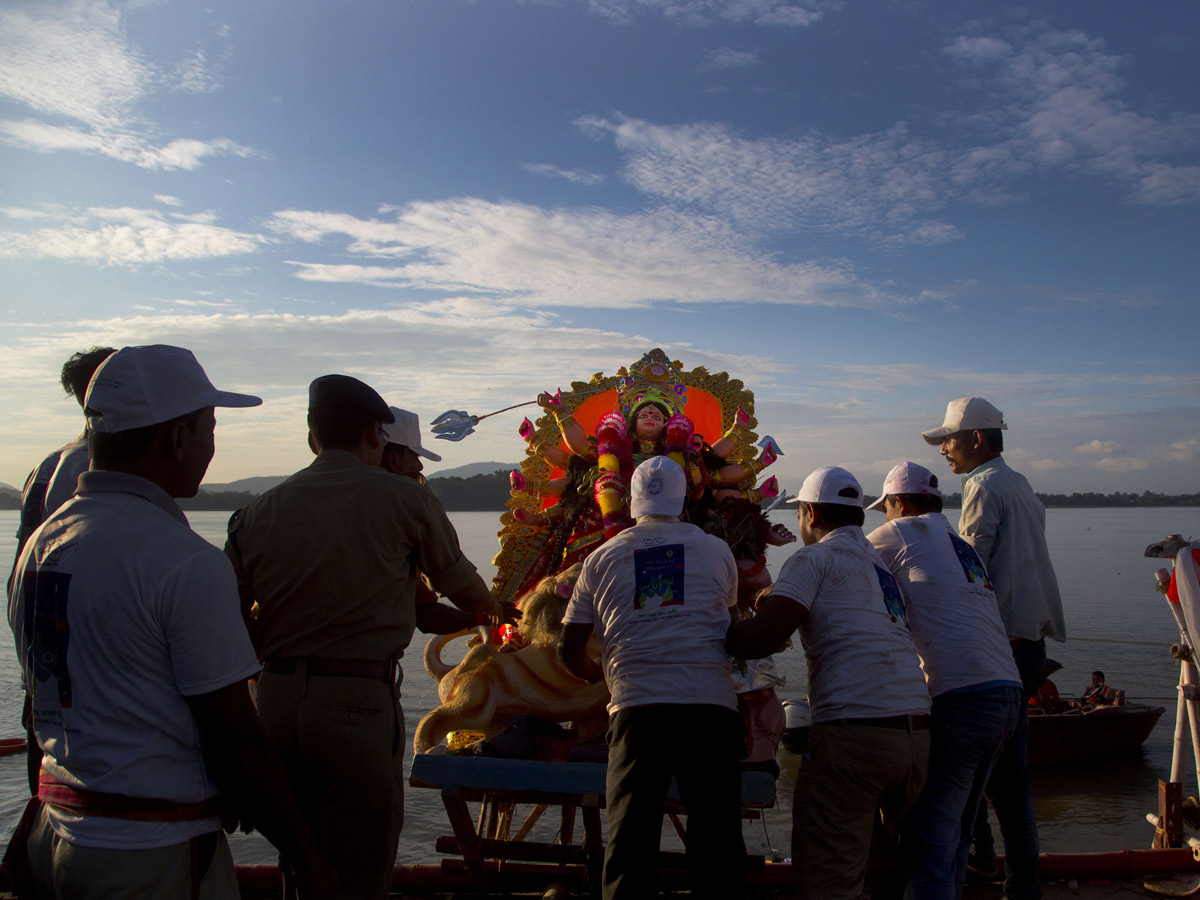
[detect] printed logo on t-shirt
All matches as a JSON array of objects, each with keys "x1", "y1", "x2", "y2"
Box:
[
  {"x1": 948, "y1": 532, "x2": 993, "y2": 591},
  {"x1": 874, "y1": 564, "x2": 910, "y2": 630},
  {"x1": 632, "y1": 544, "x2": 686, "y2": 614},
  {"x1": 26, "y1": 570, "x2": 73, "y2": 708}
]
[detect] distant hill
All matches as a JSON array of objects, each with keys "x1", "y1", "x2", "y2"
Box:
[
  {"x1": 429, "y1": 462, "x2": 516, "y2": 480},
  {"x1": 201, "y1": 475, "x2": 288, "y2": 495},
  {"x1": 198, "y1": 462, "x2": 517, "y2": 496}
]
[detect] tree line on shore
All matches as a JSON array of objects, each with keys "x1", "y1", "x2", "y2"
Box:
[{"x1": 3, "y1": 472, "x2": 1196, "y2": 512}]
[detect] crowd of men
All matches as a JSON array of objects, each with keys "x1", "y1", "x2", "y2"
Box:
[{"x1": 7, "y1": 343, "x2": 1064, "y2": 900}]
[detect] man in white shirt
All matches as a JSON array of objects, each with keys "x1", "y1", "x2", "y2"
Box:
[
  {"x1": 866, "y1": 461, "x2": 1022, "y2": 899},
  {"x1": 923, "y1": 398, "x2": 1065, "y2": 899},
  {"x1": 9, "y1": 346, "x2": 115, "y2": 796},
  {"x1": 8, "y1": 345, "x2": 334, "y2": 900},
  {"x1": 726, "y1": 466, "x2": 930, "y2": 900},
  {"x1": 10, "y1": 347, "x2": 115, "y2": 582},
  {"x1": 559, "y1": 456, "x2": 746, "y2": 900}
]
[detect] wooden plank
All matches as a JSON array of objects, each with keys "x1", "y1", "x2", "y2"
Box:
[
  {"x1": 1156, "y1": 780, "x2": 1185, "y2": 849},
  {"x1": 513, "y1": 803, "x2": 549, "y2": 842},
  {"x1": 411, "y1": 755, "x2": 777, "y2": 809},
  {"x1": 436, "y1": 835, "x2": 589, "y2": 864},
  {"x1": 441, "y1": 784, "x2": 487, "y2": 884},
  {"x1": 581, "y1": 793, "x2": 604, "y2": 895},
  {"x1": 412, "y1": 754, "x2": 607, "y2": 795}
]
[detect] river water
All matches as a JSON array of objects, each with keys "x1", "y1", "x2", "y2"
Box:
[{"x1": 2, "y1": 506, "x2": 1199, "y2": 863}]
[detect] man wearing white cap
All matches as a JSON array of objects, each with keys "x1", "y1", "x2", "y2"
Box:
[
  {"x1": 8, "y1": 345, "x2": 333, "y2": 899},
  {"x1": 865, "y1": 461, "x2": 1022, "y2": 899},
  {"x1": 380, "y1": 405, "x2": 441, "y2": 484},
  {"x1": 923, "y1": 398, "x2": 1064, "y2": 899},
  {"x1": 726, "y1": 465, "x2": 930, "y2": 900},
  {"x1": 559, "y1": 456, "x2": 746, "y2": 900},
  {"x1": 378, "y1": 405, "x2": 514, "y2": 634}
]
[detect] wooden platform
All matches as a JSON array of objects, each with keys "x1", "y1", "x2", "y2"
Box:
[{"x1": 408, "y1": 753, "x2": 777, "y2": 892}]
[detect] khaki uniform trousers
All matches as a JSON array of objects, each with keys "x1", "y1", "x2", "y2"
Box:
[
  {"x1": 792, "y1": 720, "x2": 930, "y2": 900},
  {"x1": 26, "y1": 804, "x2": 238, "y2": 900},
  {"x1": 256, "y1": 669, "x2": 405, "y2": 900}
]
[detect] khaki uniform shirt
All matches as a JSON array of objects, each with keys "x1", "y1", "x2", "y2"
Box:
[{"x1": 227, "y1": 450, "x2": 477, "y2": 662}]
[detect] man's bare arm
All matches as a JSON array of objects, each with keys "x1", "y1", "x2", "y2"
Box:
[
  {"x1": 725, "y1": 594, "x2": 806, "y2": 660},
  {"x1": 558, "y1": 622, "x2": 603, "y2": 683}
]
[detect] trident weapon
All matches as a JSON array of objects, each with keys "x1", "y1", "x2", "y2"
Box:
[
  {"x1": 430, "y1": 386, "x2": 613, "y2": 442},
  {"x1": 429, "y1": 402, "x2": 538, "y2": 442}
]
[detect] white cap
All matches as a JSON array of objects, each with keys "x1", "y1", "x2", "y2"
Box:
[
  {"x1": 922, "y1": 397, "x2": 1007, "y2": 445},
  {"x1": 382, "y1": 407, "x2": 442, "y2": 461},
  {"x1": 791, "y1": 466, "x2": 863, "y2": 507},
  {"x1": 85, "y1": 345, "x2": 261, "y2": 433},
  {"x1": 866, "y1": 461, "x2": 942, "y2": 511},
  {"x1": 629, "y1": 456, "x2": 687, "y2": 518}
]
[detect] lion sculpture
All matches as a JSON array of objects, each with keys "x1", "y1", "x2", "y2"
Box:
[{"x1": 413, "y1": 564, "x2": 610, "y2": 754}]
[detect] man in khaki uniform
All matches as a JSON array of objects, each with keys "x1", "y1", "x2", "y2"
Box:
[{"x1": 227, "y1": 375, "x2": 500, "y2": 900}]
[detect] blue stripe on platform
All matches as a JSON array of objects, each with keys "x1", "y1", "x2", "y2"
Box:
[{"x1": 409, "y1": 754, "x2": 775, "y2": 806}]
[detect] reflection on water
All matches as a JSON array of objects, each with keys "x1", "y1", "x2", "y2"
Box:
[{"x1": 3, "y1": 506, "x2": 1200, "y2": 862}]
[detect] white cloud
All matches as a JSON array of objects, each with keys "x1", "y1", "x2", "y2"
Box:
[
  {"x1": 0, "y1": 205, "x2": 266, "y2": 265},
  {"x1": 942, "y1": 36, "x2": 1013, "y2": 63},
  {"x1": 522, "y1": 162, "x2": 605, "y2": 185},
  {"x1": 268, "y1": 199, "x2": 905, "y2": 309},
  {"x1": 0, "y1": 303, "x2": 783, "y2": 486},
  {"x1": 578, "y1": 115, "x2": 962, "y2": 245},
  {"x1": 945, "y1": 28, "x2": 1200, "y2": 205},
  {"x1": 1027, "y1": 459, "x2": 1067, "y2": 472},
  {"x1": 701, "y1": 47, "x2": 760, "y2": 71},
  {"x1": 154, "y1": 194, "x2": 183, "y2": 207},
  {"x1": 564, "y1": 26, "x2": 1200, "y2": 251},
  {"x1": 0, "y1": 118, "x2": 257, "y2": 170},
  {"x1": 0, "y1": 0, "x2": 151, "y2": 129},
  {"x1": 1075, "y1": 439, "x2": 1120, "y2": 455},
  {"x1": 0, "y1": 0, "x2": 253, "y2": 170},
  {"x1": 1095, "y1": 456, "x2": 1149, "y2": 473},
  {"x1": 173, "y1": 49, "x2": 222, "y2": 94},
  {"x1": 1167, "y1": 440, "x2": 1200, "y2": 463},
  {"x1": 583, "y1": 0, "x2": 827, "y2": 28}
]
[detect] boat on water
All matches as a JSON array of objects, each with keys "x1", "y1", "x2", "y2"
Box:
[
  {"x1": 1027, "y1": 702, "x2": 1165, "y2": 765},
  {"x1": 780, "y1": 698, "x2": 1166, "y2": 765}
]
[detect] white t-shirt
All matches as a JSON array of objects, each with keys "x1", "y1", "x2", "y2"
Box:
[
  {"x1": 772, "y1": 526, "x2": 929, "y2": 724},
  {"x1": 867, "y1": 513, "x2": 1020, "y2": 698},
  {"x1": 563, "y1": 518, "x2": 738, "y2": 714},
  {"x1": 8, "y1": 471, "x2": 261, "y2": 850}
]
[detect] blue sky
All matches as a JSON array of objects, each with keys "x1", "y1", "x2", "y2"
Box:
[{"x1": 2, "y1": 0, "x2": 1198, "y2": 495}]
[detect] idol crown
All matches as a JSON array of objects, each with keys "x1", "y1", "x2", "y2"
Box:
[{"x1": 616, "y1": 348, "x2": 688, "y2": 419}]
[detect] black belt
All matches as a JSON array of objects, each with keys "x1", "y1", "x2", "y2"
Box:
[
  {"x1": 831, "y1": 714, "x2": 928, "y2": 731},
  {"x1": 262, "y1": 657, "x2": 399, "y2": 684}
]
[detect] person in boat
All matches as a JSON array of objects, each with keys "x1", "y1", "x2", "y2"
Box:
[
  {"x1": 226, "y1": 376, "x2": 502, "y2": 900},
  {"x1": 1030, "y1": 659, "x2": 1066, "y2": 713},
  {"x1": 1080, "y1": 670, "x2": 1116, "y2": 709},
  {"x1": 865, "y1": 461, "x2": 1022, "y2": 900},
  {"x1": 9, "y1": 346, "x2": 116, "y2": 797},
  {"x1": 7, "y1": 345, "x2": 335, "y2": 900},
  {"x1": 559, "y1": 456, "x2": 747, "y2": 900},
  {"x1": 506, "y1": 349, "x2": 781, "y2": 599},
  {"x1": 924, "y1": 397, "x2": 1064, "y2": 900},
  {"x1": 725, "y1": 466, "x2": 930, "y2": 900}
]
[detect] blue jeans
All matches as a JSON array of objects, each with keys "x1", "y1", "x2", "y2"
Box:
[
  {"x1": 973, "y1": 639, "x2": 1045, "y2": 900},
  {"x1": 903, "y1": 685, "x2": 1021, "y2": 900}
]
